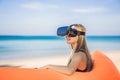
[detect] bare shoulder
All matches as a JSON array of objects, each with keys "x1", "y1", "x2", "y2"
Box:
[
  {"x1": 74, "y1": 51, "x2": 86, "y2": 57},
  {"x1": 72, "y1": 51, "x2": 86, "y2": 60}
]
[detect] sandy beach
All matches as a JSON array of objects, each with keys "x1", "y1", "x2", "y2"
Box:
[
  {"x1": 105, "y1": 51, "x2": 120, "y2": 71},
  {"x1": 0, "y1": 51, "x2": 120, "y2": 72}
]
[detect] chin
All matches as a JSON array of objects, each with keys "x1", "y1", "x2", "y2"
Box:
[
  {"x1": 66, "y1": 41, "x2": 71, "y2": 44},
  {"x1": 66, "y1": 41, "x2": 73, "y2": 44}
]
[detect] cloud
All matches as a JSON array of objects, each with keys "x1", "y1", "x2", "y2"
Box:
[
  {"x1": 20, "y1": 2, "x2": 58, "y2": 10},
  {"x1": 72, "y1": 7, "x2": 106, "y2": 13}
]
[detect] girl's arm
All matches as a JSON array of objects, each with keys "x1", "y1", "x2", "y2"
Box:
[{"x1": 42, "y1": 53, "x2": 83, "y2": 74}]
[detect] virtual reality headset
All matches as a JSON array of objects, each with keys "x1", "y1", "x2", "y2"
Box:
[{"x1": 57, "y1": 25, "x2": 85, "y2": 37}]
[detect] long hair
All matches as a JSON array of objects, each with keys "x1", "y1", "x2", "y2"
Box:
[{"x1": 71, "y1": 24, "x2": 93, "y2": 71}]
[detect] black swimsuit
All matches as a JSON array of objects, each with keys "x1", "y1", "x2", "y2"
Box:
[{"x1": 76, "y1": 68, "x2": 87, "y2": 72}]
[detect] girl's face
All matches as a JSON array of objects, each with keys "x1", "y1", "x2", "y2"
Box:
[{"x1": 65, "y1": 35, "x2": 78, "y2": 45}]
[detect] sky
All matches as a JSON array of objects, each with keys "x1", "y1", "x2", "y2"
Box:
[{"x1": 0, "y1": 0, "x2": 120, "y2": 36}]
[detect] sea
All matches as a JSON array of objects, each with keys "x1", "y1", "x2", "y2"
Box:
[{"x1": 0, "y1": 36, "x2": 120, "y2": 61}]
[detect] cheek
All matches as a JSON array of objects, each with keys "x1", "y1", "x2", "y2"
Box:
[{"x1": 66, "y1": 37, "x2": 78, "y2": 44}]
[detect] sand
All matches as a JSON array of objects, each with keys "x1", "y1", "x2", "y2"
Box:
[
  {"x1": 0, "y1": 51, "x2": 120, "y2": 72},
  {"x1": 105, "y1": 51, "x2": 120, "y2": 71},
  {"x1": 0, "y1": 55, "x2": 70, "y2": 68}
]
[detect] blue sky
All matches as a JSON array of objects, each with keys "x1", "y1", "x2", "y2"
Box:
[{"x1": 0, "y1": 0, "x2": 120, "y2": 36}]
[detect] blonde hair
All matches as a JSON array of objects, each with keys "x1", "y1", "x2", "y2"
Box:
[{"x1": 71, "y1": 24, "x2": 93, "y2": 71}]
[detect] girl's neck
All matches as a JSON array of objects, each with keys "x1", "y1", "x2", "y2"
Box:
[{"x1": 71, "y1": 43, "x2": 77, "y2": 51}]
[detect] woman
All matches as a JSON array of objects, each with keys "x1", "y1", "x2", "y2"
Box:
[{"x1": 42, "y1": 24, "x2": 93, "y2": 74}]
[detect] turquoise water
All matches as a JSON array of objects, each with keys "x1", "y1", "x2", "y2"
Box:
[{"x1": 0, "y1": 36, "x2": 120, "y2": 60}]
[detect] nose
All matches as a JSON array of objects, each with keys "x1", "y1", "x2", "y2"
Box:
[
  {"x1": 65, "y1": 35, "x2": 70, "y2": 39},
  {"x1": 65, "y1": 35, "x2": 68, "y2": 37}
]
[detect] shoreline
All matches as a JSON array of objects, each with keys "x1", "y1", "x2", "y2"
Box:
[{"x1": 0, "y1": 51, "x2": 120, "y2": 72}]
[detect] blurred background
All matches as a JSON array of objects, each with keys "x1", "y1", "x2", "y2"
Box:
[
  {"x1": 0, "y1": 0, "x2": 120, "y2": 68},
  {"x1": 0, "y1": 0, "x2": 120, "y2": 36}
]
